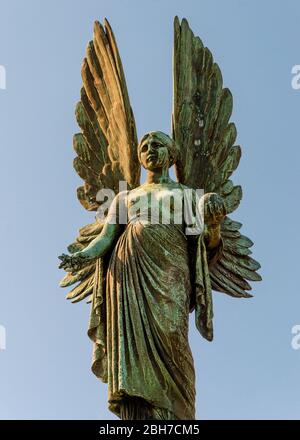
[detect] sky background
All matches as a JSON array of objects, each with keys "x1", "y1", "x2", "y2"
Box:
[{"x1": 0, "y1": 0, "x2": 300, "y2": 420}]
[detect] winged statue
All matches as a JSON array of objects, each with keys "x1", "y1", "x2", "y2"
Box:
[{"x1": 58, "y1": 17, "x2": 261, "y2": 420}]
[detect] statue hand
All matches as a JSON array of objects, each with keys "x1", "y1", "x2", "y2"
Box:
[
  {"x1": 58, "y1": 252, "x2": 90, "y2": 272},
  {"x1": 202, "y1": 193, "x2": 226, "y2": 226}
]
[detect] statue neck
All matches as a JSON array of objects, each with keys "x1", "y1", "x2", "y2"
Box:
[{"x1": 146, "y1": 167, "x2": 171, "y2": 184}]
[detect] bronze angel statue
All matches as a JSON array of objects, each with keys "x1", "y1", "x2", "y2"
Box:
[{"x1": 59, "y1": 17, "x2": 261, "y2": 420}]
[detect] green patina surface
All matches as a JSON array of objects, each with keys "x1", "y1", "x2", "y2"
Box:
[{"x1": 59, "y1": 17, "x2": 261, "y2": 420}]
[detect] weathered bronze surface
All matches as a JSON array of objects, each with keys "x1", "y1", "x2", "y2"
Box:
[{"x1": 59, "y1": 17, "x2": 261, "y2": 420}]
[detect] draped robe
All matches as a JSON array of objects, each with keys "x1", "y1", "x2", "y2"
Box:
[{"x1": 88, "y1": 185, "x2": 217, "y2": 419}]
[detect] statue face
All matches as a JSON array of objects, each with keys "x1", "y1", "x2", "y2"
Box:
[{"x1": 139, "y1": 136, "x2": 169, "y2": 170}]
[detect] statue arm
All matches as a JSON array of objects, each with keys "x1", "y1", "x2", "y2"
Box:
[
  {"x1": 77, "y1": 221, "x2": 121, "y2": 259},
  {"x1": 185, "y1": 191, "x2": 226, "y2": 249},
  {"x1": 204, "y1": 223, "x2": 222, "y2": 250},
  {"x1": 185, "y1": 191, "x2": 225, "y2": 264},
  {"x1": 202, "y1": 193, "x2": 226, "y2": 251},
  {"x1": 59, "y1": 192, "x2": 127, "y2": 271}
]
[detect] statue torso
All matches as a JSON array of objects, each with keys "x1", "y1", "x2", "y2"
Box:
[{"x1": 126, "y1": 181, "x2": 188, "y2": 228}]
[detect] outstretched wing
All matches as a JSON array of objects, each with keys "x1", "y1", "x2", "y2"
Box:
[
  {"x1": 172, "y1": 17, "x2": 261, "y2": 298},
  {"x1": 60, "y1": 19, "x2": 140, "y2": 303},
  {"x1": 74, "y1": 19, "x2": 140, "y2": 211}
]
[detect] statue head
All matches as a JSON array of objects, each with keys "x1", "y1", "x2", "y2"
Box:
[{"x1": 138, "y1": 131, "x2": 178, "y2": 171}]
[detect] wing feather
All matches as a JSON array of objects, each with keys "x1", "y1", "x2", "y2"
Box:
[
  {"x1": 74, "y1": 19, "x2": 140, "y2": 211},
  {"x1": 172, "y1": 17, "x2": 261, "y2": 299},
  {"x1": 61, "y1": 19, "x2": 141, "y2": 304}
]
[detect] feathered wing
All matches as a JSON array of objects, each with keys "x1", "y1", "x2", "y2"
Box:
[
  {"x1": 75, "y1": 19, "x2": 140, "y2": 211},
  {"x1": 60, "y1": 19, "x2": 140, "y2": 304},
  {"x1": 172, "y1": 17, "x2": 261, "y2": 299}
]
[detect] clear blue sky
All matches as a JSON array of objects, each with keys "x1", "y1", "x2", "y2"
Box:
[{"x1": 0, "y1": 0, "x2": 300, "y2": 419}]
